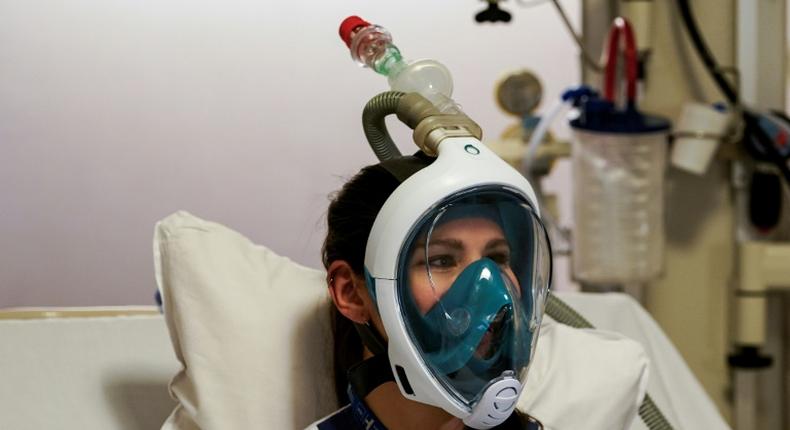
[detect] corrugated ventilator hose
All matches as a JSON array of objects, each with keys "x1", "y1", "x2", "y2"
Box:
[{"x1": 362, "y1": 91, "x2": 406, "y2": 162}]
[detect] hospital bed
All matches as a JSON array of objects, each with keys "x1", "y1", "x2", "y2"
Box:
[
  {"x1": 0, "y1": 307, "x2": 178, "y2": 429},
  {"x1": 0, "y1": 294, "x2": 729, "y2": 429}
]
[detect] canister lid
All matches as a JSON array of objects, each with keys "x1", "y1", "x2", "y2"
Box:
[{"x1": 570, "y1": 99, "x2": 671, "y2": 134}]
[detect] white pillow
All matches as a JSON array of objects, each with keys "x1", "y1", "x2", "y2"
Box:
[
  {"x1": 517, "y1": 318, "x2": 649, "y2": 430},
  {"x1": 153, "y1": 211, "x2": 336, "y2": 429},
  {"x1": 154, "y1": 211, "x2": 648, "y2": 430}
]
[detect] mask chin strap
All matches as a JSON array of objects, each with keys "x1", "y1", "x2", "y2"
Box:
[{"x1": 349, "y1": 323, "x2": 395, "y2": 399}]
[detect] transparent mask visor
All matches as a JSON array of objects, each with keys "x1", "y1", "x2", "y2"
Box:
[{"x1": 397, "y1": 188, "x2": 552, "y2": 407}]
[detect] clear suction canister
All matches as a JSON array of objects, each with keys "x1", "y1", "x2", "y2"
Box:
[
  {"x1": 571, "y1": 125, "x2": 668, "y2": 284},
  {"x1": 570, "y1": 18, "x2": 671, "y2": 286}
]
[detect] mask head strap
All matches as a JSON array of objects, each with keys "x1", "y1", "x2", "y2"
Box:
[
  {"x1": 378, "y1": 151, "x2": 434, "y2": 183},
  {"x1": 346, "y1": 152, "x2": 434, "y2": 399},
  {"x1": 353, "y1": 322, "x2": 387, "y2": 356},
  {"x1": 354, "y1": 151, "x2": 433, "y2": 356},
  {"x1": 347, "y1": 353, "x2": 395, "y2": 399}
]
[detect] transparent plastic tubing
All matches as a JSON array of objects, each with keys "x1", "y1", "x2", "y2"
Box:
[
  {"x1": 362, "y1": 91, "x2": 406, "y2": 161},
  {"x1": 521, "y1": 99, "x2": 571, "y2": 176},
  {"x1": 521, "y1": 86, "x2": 595, "y2": 177}
]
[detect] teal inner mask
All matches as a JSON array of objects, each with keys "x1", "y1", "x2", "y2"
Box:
[
  {"x1": 409, "y1": 258, "x2": 533, "y2": 401},
  {"x1": 422, "y1": 258, "x2": 525, "y2": 374}
]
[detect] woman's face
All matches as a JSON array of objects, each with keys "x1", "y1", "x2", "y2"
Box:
[{"x1": 407, "y1": 217, "x2": 517, "y2": 314}]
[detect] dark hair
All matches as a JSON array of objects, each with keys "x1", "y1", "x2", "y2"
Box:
[
  {"x1": 322, "y1": 164, "x2": 402, "y2": 405},
  {"x1": 322, "y1": 161, "x2": 535, "y2": 430}
]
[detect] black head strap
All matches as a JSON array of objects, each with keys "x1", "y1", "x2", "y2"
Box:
[
  {"x1": 378, "y1": 151, "x2": 434, "y2": 183},
  {"x1": 353, "y1": 322, "x2": 387, "y2": 356},
  {"x1": 347, "y1": 353, "x2": 395, "y2": 399},
  {"x1": 353, "y1": 151, "x2": 433, "y2": 358},
  {"x1": 347, "y1": 152, "x2": 434, "y2": 398}
]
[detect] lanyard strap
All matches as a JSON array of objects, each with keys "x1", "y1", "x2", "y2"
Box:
[
  {"x1": 347, "y1": 385, "x2": 388, "y2": 430},
  {"x1": 347, "y1": 381, "x2": 545, "y2": 430}
]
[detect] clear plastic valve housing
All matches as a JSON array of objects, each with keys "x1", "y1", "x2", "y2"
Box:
[
  {"x1": 387, "y1": 59, "x2": 454, "y2": 103},
  {"x1": 345, "y1": 19, "x2": 457, "y2": 112},
  {"x1": 349, "y1": 25, "x2": 402, "y2": 75}
]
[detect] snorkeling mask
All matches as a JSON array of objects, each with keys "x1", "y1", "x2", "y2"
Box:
[{"x1": 363, "y1": 136, "x2": 552, "y2": 429}]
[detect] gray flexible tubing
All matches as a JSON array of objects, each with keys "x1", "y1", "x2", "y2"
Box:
[
  {"x1": 545, "y1": 293, "x2": 675, "y2": 430},
  {"x1": 362, "y1": 91, "x2": 406, "y2": 162}
]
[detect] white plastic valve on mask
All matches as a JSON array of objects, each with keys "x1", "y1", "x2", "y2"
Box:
[{"x1": 463, "y1": 378, "x2": 522, "y2": 429}]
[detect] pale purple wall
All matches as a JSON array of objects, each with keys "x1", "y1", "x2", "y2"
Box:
[{"x1": 0, "y1": 0, "x2": 579, "y2": 306}]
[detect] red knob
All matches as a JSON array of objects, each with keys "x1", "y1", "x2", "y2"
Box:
[{"x1": 339, "y1": 16, "x2": 371, "y2": 47}]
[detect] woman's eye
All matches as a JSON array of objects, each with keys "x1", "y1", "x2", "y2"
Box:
[
  {"x1": 428, "y1": 255, "x2": 456, "y2": 269},
  {"x1": 488, "y1": 252, "x2": 511, "y2": 266}
]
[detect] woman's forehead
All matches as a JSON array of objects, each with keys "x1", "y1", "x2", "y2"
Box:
[{"x1": 430, "y1": 217, "x2": 505, "y2": 239}]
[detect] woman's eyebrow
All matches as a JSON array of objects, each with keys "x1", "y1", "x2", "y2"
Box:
[
  {"x1": 484, "y1": 238, "x2": 510, "y2": 251},
  {"x1": 413, "y1": 238, "x2": 464, "y2": 250}
]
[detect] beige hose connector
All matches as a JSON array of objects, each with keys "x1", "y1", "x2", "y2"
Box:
[{"x1": 396, "y1": 93, "x2": 483, "y2": 156}]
